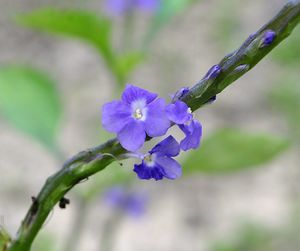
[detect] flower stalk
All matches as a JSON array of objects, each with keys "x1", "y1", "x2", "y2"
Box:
[{"x1": 6, "y1": 1, "x2": 300, "y2": 250}]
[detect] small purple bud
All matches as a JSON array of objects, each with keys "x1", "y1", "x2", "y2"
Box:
[
  {"x1": 205, "y1": 95, "x2": 217, "y2": 104},
  {"x1": 171, "y1": 87, "x2": 190, "y2": 101},
  {"x1": 204, "y1": 65, "x2": 221, "y2": 80},
  {"x1": 262, "y1": 30, "x2": 276, "y2": 46}
]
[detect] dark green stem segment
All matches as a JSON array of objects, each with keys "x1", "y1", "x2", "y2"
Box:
[{"x1": 7, "y1": 1, "x2": 300, "y2": 251}]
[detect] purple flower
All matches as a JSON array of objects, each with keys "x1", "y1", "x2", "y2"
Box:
[
  {"x1": 166, "y1": 100, "x2": 202, "y2": 151},
  {"x1": 102, "y1": 84, "x2": 170, "y2": 152},
  {"x1": 104, "y1": 0, "x2": 160, "y2": 15},
  {"x1": 104, "y1": 186, "x2": 147, "y2": 217},
  {"x1": 179, "y1": 120, "x2": 202, "y2": 151},
  {"x1": 133, "y1": 136, "x2": 181, "y2": 180},
  {"x1": 136, "y1": 0, "x2": 160, "y2": 10}
]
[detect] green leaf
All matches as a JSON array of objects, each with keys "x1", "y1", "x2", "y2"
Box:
[
  {"x1": 0, "y1": 66, "x2": 61, "y2": 150},
  {"x1": 183, "y1": 129, "x2": 290, "y2": 174},
  {"x1": 17, "y1": 8, "x2": 113, "y2": 57},
  {"x1": 17, "y1": 8, "x2": 142, "y2": 87},
  {"x1": 116, "y1": 52, "x2": 145, "y2": 83}
]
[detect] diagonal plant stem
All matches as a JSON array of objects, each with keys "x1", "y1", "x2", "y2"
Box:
[{"x1": 6, "y1": 1, "x2": 300, "y2": 251}]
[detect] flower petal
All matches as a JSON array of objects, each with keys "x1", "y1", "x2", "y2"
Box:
[
  {"x1": 156, "y1": 156, "x2": 182, "y2": 180},
  {"x1": 166, "y1": 100, "x2": 192, "y2": 124},
  {"x1": 150, "y1": 167, "x2": 164, "y2": 180},
  {"x1": 103, "y1": 186, "x2": 125, "y2": 207},
  {"x1": 126, "y1": 193, "x2": 147, "y2": 217},
  {"x1": 151, "y1": 136, "x2": 180, "y2": 157},
  {"x1": 118, "y1": 120, "x2": 146, "y2": 151},
  {"x1": 145, "y1": 98, "x2": 170, "y2": 137},
  {"x1": 179, "y1": 120, "x2": 202, "y2": 151},
  {"x1": 102, "y1": 101, "x2": 131, "y2": 133},
  {"x1": 134, "y1": 163, "x2": 152, "y2": 180},
  {"x1": 136, "y1": 0, "x2": 160, "y2": 11},
  {"x1": 134, "y1": 162, "x2": 164, "y2": 180},
  {"x1": 104, "y1": 0, "x2": 129, "y2": 15},
  {"x1": 122, "y1": 84, "x2": 157, "y2": 105}
]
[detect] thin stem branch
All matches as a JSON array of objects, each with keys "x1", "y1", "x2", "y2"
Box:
[
  {"x1": 99, "y1": 211, "x2": 123, "y2": 251},
  {"x1": 7, "y1": 1, "x2": 300, "y2": 251},
  {"x1": 63, "y1": 199, "x2": 88, "y2": 251}
]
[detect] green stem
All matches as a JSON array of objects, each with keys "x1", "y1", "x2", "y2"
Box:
[
  {"x1": 122, "y1": 11, "x2": 135, "y2": 53},
  {"x1": 8, "y1": 139, "x2": 125, "y2": 251},
  {"x1": 7, "y1": 1, "x2": 300, "y2": 251},
  {"x1": 181, "y1": 0, "x2": 300, "y2": 111}
]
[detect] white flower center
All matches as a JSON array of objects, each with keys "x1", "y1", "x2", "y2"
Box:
[
  {"x1": 144, "y1": 153, "x2": 156, "y2": 167},
  {"x1": 131, "y1": 99, "x2": 147, "y2": 121},
  {"x1": 134, "y1": 108, "x2": 143, "y2": 120},
  {"x1": 184, "y1": 107, "x2": 194, "y2": 125}
]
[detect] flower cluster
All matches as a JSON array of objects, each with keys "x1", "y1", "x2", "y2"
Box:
[{"x1": 102, "y1": 84, "x2": 203, "y2": 181}]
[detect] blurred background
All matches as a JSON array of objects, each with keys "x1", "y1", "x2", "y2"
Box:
[{"x1": 0, "y1": 0, "x2": 300, "y2": 250}]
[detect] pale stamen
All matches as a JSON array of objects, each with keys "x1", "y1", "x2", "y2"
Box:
[
  {"x1": 144, "y1": 154, "x2": 152, "y2": 162},
  {"x1": 144, "y1": 153, "x2": 156, "y2": 167},
  {"x1": 134, "y1": 108, "x2": 143, "y2": 120}
]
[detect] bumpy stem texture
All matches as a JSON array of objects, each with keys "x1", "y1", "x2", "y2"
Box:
[{"x1": 7, "y1": 1, "x2": 300, "y2": 251}]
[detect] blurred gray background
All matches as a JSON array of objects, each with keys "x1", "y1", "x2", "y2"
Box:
[{"x1": 0, "y1": 0, "x2": 299, "y2": 251}]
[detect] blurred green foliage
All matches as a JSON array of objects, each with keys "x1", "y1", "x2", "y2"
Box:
[
  {"x1": 17, "y1": 8, "x2": 144, "y2": 87},
  {"x1": 32, "y1": 233, "x2": 57, "y2": 251},
  {"x1": 143, "y1": 0, "x2": 199, "y2": 48},
  {"x1": 211, "y1": 224, "x2": 275, "y2": 251},
  {"x1": 271, "y1": 25, "x2": 300, "y2": 67},
  {"x1": 270, "y1": 71, "x2": 300, "y2": 140},
  {"x1": 268, "y1": 24, "x2": 300, "y2": 142},
  {"x1": 213, "y1": 0, "x2": 242, "y2": 51},
  {"x1": 0, "y1": 227, "x2": 10, "y2": 251},
  {"x1": 17, "y1": 8, "x2": 112, "y2": 57},
  {"x1": 0, "y1": 66, "x2": 61, "y2": 151},
  {"x1": 115, "y1": 52, "x2": 145, "y2": 85},
  {"x1": 152, "y1": 0, "x2": 198, "y2": 26},
  {"x1": 210, "y1": 224, "x2": 274, "y2": 251},
  {"x1": 209, "y1": 212, "x2": 300, "y2": 251},
  {"x1": 183, "y1": 129, "x2": 290, "y2": 174}
]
